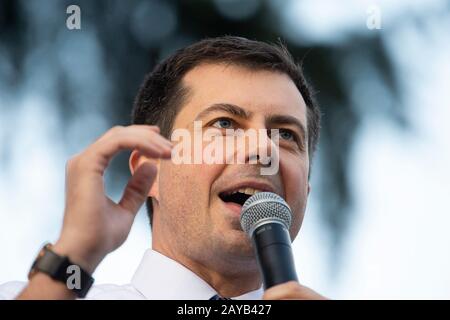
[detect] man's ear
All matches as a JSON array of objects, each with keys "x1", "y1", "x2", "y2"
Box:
[{"x1": 129, "y1": 150, "x2": 160, "y2": 199}]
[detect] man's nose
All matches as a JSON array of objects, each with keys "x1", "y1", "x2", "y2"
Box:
[
  {"x1": 247, "y1": 154, "x2": 271, "y2": 168},
  {"x1": 244, "y1": 128, "x2": 278, "y2": 168}
]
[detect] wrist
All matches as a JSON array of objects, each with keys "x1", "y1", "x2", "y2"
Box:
[{"x1": 53, "y1": 239, "x2": 104, "y2": 275}]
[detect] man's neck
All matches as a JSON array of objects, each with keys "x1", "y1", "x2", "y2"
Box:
[{"x1": 152, "y1": 241, "x2": 262, "y2": 298}]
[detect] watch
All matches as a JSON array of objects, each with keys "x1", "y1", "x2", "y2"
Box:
[{"x1": 28, "y1": 243, "x2": 94, "y2": 298}]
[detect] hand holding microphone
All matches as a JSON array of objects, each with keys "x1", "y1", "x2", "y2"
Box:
[{"x1": 240, "y1": 192, "x2": 327, "y2": 300}]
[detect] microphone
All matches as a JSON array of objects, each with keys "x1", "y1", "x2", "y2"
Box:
[{"x1": 240, "y1": 192, "x2": 298, "y2": 289}]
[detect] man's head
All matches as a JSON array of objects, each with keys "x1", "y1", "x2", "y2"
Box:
[{"x1": 130, "y1": 36, "x2": 320, "y2": 273}]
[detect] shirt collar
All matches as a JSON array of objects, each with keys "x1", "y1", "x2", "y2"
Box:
[{"x1": 131, "y1": 249, "x2": 263, "y2": 300}]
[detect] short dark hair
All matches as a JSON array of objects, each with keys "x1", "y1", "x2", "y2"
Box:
[{"x1": 131, "y1": 36, "x2": 321, "y2": 227}]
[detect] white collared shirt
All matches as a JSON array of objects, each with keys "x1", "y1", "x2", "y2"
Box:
[{"x1": 0, "y1": 249, "x2": 263, "y2": 300}]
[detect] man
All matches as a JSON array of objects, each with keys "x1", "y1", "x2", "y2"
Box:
[{"x1": 0, "y1": 36, "x2": 325, "y2": 300}]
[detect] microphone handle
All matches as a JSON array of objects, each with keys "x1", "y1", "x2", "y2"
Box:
[{"x1": 252, "y1": 222, "x2": 298, "y2": 289}]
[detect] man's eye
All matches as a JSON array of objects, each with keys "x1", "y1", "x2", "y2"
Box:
[
  {"x1": 212, "y1": 118, "x2": 234, "y2": 129},
  {"x1": 279, "y1": 129, "x2": 295, "y2": 141}
]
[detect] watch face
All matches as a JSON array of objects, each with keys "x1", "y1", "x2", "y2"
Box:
[
  {"x1": 26, "y1": 242, "x2": 94, "y2": 298},
  {"x1": 28, "y1": 243, "x2": 52, "y2": 280}
]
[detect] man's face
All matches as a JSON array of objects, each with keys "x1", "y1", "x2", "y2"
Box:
[{"x1": 154, "y1": 63, "x2": 310, "y2": 268}]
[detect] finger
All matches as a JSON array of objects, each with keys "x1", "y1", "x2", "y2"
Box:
[
  {"x1": 130, "y1": 124, "x2": 161, "y2": 133},
  {"x1": 116, "y1": 125, "x2": 173, "y2": 149},
  {"x1": 145, "y1": 125, "x2": 161, "y2": 132},
  {"x1": 99, "y1": 125, "x2": 172, "y2": 149},
  {"x1": 119, "y1": 161, "x2": 157, "y2": 214},
  {"x1": 263, "y1": 281, "x2": 326, "y2": 300},
  {"x1": 91, "y1": 128, "x2": 172, "y2": 171},
  {"x1": 263, "y1": 281, "x2": 300, "y2": 300}
]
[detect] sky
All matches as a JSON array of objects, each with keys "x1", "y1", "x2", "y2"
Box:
[
  {"x1": 1, "y1": 0, "x2": 449, "y2": 299},
  {"x1": 287, "y1": 0, "x2": 450, "y2": 299}
]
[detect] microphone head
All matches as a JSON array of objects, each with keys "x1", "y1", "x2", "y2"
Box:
[{"x1": 240, "y1": 192, "x2": 292, "y2": 236}]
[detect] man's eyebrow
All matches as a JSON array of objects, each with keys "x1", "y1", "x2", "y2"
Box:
[
  {"x1": 194, "y1": 103, "x2": 253, "y2": 121},
  {"x1": 194, "y1": 104, "x2": 307, "y2": 139},
  {"x1": 266, "y1": 114, "x2": 307, "y2": 140}
]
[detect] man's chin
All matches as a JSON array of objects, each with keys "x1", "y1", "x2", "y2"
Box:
[
  {"x1": 218, "y1": 228, "x2": 255, "y2": 258},
  {"x1": 211, "y1": 206, "x2": 255, "y2": 257}
]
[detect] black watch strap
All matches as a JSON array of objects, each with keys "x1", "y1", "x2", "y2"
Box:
[{"x1": 28, "y1": 243, "x2": 94, "y2": 298}]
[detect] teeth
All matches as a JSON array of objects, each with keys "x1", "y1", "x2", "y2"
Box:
[{"x1": 231, "y1": 188, "x2": 263, "y2": 196}]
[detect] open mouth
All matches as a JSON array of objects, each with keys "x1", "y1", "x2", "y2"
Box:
[{"x1": 219, "y1": 188, "x2": 263, "y2": 206}]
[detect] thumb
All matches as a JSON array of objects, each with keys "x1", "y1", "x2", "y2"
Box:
[{"x1": 119, "y1": 161, "x2": 157, "y2": 214}]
